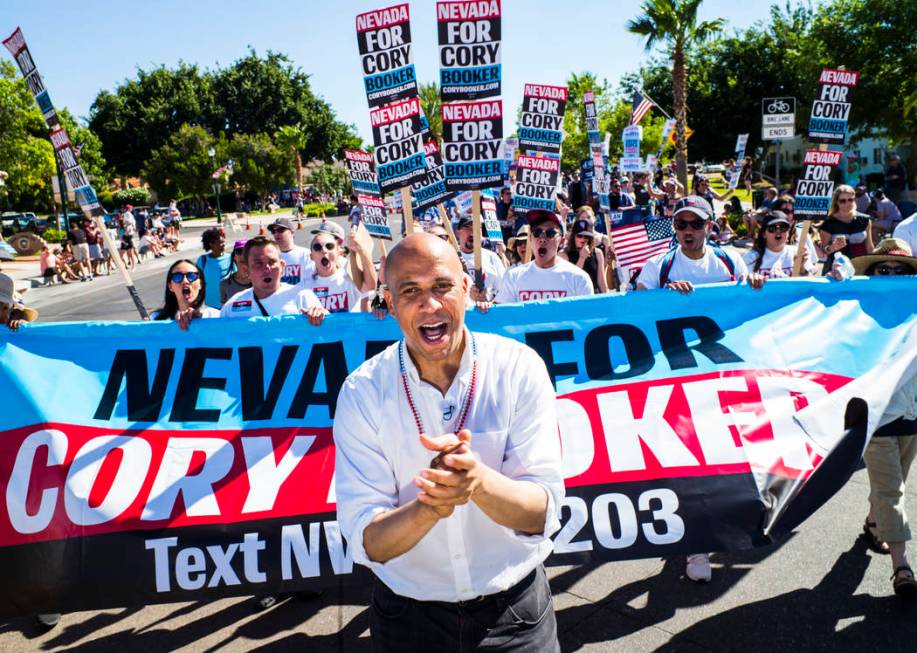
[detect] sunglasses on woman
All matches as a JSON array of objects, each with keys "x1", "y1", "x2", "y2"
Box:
[
  {"x1": 531, "y1": 228, "x2": 558, "y2": 239},
  {"x1": 874, "y1": 264, "x2": 913, "y2": 276},
  {"x1": 837, "y1": 198, "x2": 855, "y2": 204},
  {"x1": 674, "y1": 218, "x2": 707, "y2": 231},
  {"x1": 766, "y1": 223, "x2": 790, "y2": 233},
  {"x1": 311, "y1": 241, "x2": 336, "y2": 252},
  {"x1": 169, "y1": 271, "x2": 199, "y2": 283}
]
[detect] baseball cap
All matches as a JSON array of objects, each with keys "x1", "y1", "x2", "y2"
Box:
[
  {"x1": 310, "y1": 221, "x2": 346, "y2": 240},
  {"x1": 761, "y1": 210, "x2": 790, "y2": 228},
  {"x1": 673, "y1": 196, "x2": 714, "y2": 221},
  {"x1": 454, "y1": 215, "x2": 474, "y2": 231},
  {"x1": 572, "y1": 218, "x2": 596, "y2": 238},
  {"x1": 526, "y1": 209, "x2": 563, "y2": 230},
  {"x1": 268, "y1": 217, "x2": 294, "y2": 232},
  {"x1": 232, "y1": 239, "x2": 248, "y2": 252}
]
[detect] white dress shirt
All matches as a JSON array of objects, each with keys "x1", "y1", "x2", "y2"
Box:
[{"x1": 334, "y1": 330, "x2": 564, "y2": 602}]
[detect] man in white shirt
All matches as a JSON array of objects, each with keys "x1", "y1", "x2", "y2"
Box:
[
  {"x1": 636, "y1": 195, "x2": 764, "y2": 294},
  {"x1": 455, "y1": 215, "x2": 505, "y2": 300},
  {"x1": 268, "y1": 217, "x2": 313, "y2": 286},
  {"x1": 893, "y1": 211, "x2": 917, "y2": 255},
  {"x1": 494, "y1": 209, "x2": 593, "y2": 304},
  {"x1": 300, "y1": 231, "x2": 375, "y2": 312},
  {"x1": 220, "y1": 235, "x2": 326, "y2": 325},
  {"x1": 334, "y1": 233, "x2": 564, "y2": 652}
]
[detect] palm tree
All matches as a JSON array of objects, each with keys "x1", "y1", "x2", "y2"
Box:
[
  {"x1": 275, "y1": 124, "x2": 308, "y2": 189},
  {"x1": 418, "y1": 82, "x2": 442, "y2": 144},
  {"x1": 627, "y1": 0, "x2": 723, "y2": 189}
]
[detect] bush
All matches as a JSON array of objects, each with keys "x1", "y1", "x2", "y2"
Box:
[
  {"x1": 112, "y1": 187, "x2": 151, "y2": 207},
  {"x1": 42, "y1": 228, "x2": 66, "y2": 243},
  {"x1": 303, "y1": 202, "x2": 336, "y2": 217}
]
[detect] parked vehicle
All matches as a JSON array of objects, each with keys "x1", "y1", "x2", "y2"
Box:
[{"x1": 0, "y1": 211, "x2": 45, "y2": 238}]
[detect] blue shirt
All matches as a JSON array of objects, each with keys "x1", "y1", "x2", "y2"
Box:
[{"x1": 197, "y1": 253, "x2": 233, "y2": 308}]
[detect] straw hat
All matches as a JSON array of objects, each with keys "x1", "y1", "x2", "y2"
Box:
[
  {"x1": 508, "y1": 225, "x2": 530, "y2": 250},
  {"x1": 0, "y1": 273, "x2": 38, "y2": 322},
  {"x1": 852, "y1": 238, "x2": 917, "y2": 275}
]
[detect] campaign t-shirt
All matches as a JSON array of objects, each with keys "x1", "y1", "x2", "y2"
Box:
[
  {"x1": 495, "y1": 258, "x2": 594, "y2": 304},
  {"x1": 300, "y1": 269, "x2": 364, "y2": 313},
  {"x1": 280, "y1": 245, "x2": 314, "y2": 286},
  {"x1": 460, "y1": 249, "x2": 505, "y2": 298},
  {"x1": 220, "y1": 283, "x2": 322, "y2": 318},
  {"x1": 637, "y1": 246, "x2": 748, "y2": 289},
  {"x1": 741, "y1": 246, "x2": 817, "y2": 277}
]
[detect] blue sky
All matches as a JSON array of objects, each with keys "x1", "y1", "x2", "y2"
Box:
[{"x1": 4, "y1": 0, "x2": 779, "y2": 144}]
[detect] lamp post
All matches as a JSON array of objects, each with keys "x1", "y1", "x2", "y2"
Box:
[{"x1": 208, "y1": 146, "x2": 222, "y2": 225}]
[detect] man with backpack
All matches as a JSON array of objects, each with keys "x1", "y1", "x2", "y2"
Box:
[{"x1": 635, "y1": 196, "x2": 765, "y2": 294}]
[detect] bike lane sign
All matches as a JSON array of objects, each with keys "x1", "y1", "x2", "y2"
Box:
[{"x1": 762, "y1": 97, "x2": 795, "y2": 139}]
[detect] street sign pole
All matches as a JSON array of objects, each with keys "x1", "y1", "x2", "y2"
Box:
[{"x1": 775, "y1": 141, "x2": 781, "y2": 189}]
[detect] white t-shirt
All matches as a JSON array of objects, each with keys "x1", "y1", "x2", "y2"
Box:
[
  {"x1": 280, "y1": 246, "x2": 314, "y2": 286},
  {"x1": 300, "y1": 269, "x2": 364, "y2": 313},
  {"x1": 460, "y1": 249, "x2": 505, "y2": 297},
  {"x1": 150, "y1": 306, "x2": 221, "y2": 320},
  {"x1": 893, "y1": 213, "x2": 917, "y2": 254},
  {"x1": 741, "y1": 246, "x2": 818, "y2": 277},
  {"x1": 220, "y1": 283, "x2": 321, "y2": 318},
  {"x1": 495, "y1": 258, "x2": 594, "y2": 304},
  {"x1": 637, "y1": 246, "x2": 748, "y2": 289}
]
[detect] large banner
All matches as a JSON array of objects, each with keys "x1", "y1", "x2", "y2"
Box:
[
  {"x1": 355, "y1": 4, "x2": 419, "y2": 108},
  {"x1": 1, "y1": 281, "x2": 915, "y2": 616}
]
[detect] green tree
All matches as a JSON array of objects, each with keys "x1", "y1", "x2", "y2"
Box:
[
  {"x1": 418, "y1": 82, "x2": 442, "y2": 143},
  {"x1": 627, "y1": 0, "x2": 724, "y2": 188},
  {"x1": 559, "y1": 72, "x2": 614, "y2": 173},
  {"x1": 142, "y1": 124, "x2": 219, "y2": 201},
  {"x1": 275, "y1": 124, "x2": 307, "y2": 188},
  {"x1": 306, "y1": 163, "x2": 350, "y2": 196},
  {"x1": 56, "y1": 108, "x2": 111, "y2": 190},
  {"x1": 89, "y1": 63, "x2": 212, "y2": 179},
  {"x1": 227, "y1": 132, "x2": 292, "y2": 197},
  {"x1": 0, "y1": 60, "x2": 55, "y2": 211}
]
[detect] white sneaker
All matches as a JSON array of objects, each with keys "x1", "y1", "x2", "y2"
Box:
[
  {"x1": 686, "y1": 553, "x2": 712, "y2": 583},
  {"x1": 36, "y1": 613, "x2": 60, "y2": 628}
]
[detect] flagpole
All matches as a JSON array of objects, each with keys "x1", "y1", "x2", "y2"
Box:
[{"x1": 640, "y1": 90, "x2": 672, "y2": 120}]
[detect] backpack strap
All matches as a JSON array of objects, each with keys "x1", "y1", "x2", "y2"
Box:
[
  {"x1": 658, "y1": 247, "x2": 679, "y2": 287},
  {"x1": 710, "y1": 246, "x2": 736, "y2": 281}
]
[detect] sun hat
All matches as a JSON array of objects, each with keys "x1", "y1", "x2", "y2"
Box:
[{"x1": 852, "y1": 238, "x2": 917, "y2": 275}]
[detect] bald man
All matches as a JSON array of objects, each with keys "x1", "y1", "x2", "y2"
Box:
[{"x1": 333, "y1": 233, "x2": 564, "y2": 652}]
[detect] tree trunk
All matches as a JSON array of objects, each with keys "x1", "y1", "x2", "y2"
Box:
[{"x1": 672, "y1": 43, "x2": 689, "y2": 192}]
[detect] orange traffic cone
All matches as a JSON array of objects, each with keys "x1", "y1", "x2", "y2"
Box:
[
  {"x1": 245, "y1": 222, "x2": 250, "y2": 230},
  {"x1": 297, "y1": 222, "x2": 302, "y2": 230},
  {"x1": 259, "y1": 225, "x2": 265, "y2": 235}
]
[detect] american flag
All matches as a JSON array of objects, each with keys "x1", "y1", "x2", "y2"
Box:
[
  {"x1": 629, "y1": 91, "x2": 654, "y2": 125},
  {"x1": 610, "y1": 207, "x2": 675, "y2": 269}
]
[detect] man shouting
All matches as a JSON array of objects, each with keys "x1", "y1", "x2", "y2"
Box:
[{"x1": 334, "y1": 233, "x2": 565, "y2": 651}]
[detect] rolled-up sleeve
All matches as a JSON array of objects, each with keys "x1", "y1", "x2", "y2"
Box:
[
  {"x1": 333, "y1": 374, "x2": 397, "y2": 571},
  {"x1": 501, "y1": 346, "x2": 565, "y2": 543}
]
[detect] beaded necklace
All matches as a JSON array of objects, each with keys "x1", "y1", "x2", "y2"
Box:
[{"x1": 398, "y1": 334, "x2": 477, "y2": 436}]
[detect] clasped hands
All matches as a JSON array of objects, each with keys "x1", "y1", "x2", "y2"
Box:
[{"x1": 414, "y1": 429, "x2": 489, "y2": 519}]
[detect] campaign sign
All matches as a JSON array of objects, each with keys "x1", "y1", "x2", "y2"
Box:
[
  {"x1": 442, "y1": 99, "x2": 504, "y2": 191},
  {"x1": 437, "y1": 0, "x2": 501, "y2": 101},
  {"x1": 513, "y1": 155, "x2": 560, "y2": 213},
  {"x1": 518, "y1": 84, "x2": 567, "y2": 156},
  {"x1": 369, "y1": 97, "x2": 427, "y2": 193},
  {"x1": 480, "y1": 190, "x2": 503, "y2": 241},
  {"x1": 622, "y1": 125, "x2": 642, "y2": 158},
  {"x1": 728, "y1": 134, "x2": 749, "y2": 191},
  {"x1": 621, "y1": 157, "x2": 643, "y2": 173},
  {"x1": 794, "y1": 149, "x2": 843, "y2": 218},
  {"x1": 357, "y1": 194, "x2": 392, "y2": 240},
  {"x1": 355, "y1": 4, "x2": 418, "y2": 108},
  {"x1": 411, "y1": 138, "x2": 455, "y2": 212},
  {"x1": 344, "y1": 150, "x2": 381, "y2": 196},
  {"x1": 808, "y1": 68, "x2": 859, "y2": 145},
  {"x1": 501, "y1": 136, "x2": 518, "y2": 181},
  {"x1": 584, "y1": 89, "x2": 601, "y2": 145}
]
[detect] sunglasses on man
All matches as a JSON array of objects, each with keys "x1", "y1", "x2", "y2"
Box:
[
  {"x1": 674, "y1": 218, "x2": 707, "y2": 231},
  {"x1": 311, "y1": 241, "x2": 336, "y2": 252},
  {"x1": 169, "y1": 271, "x2": 200, "y2": 283},
  {"x1": 874, "y1": 263, "x2": 913, "y2": 276},
  {"x1": 531, "y1": 228, "x2": 558, "y2": 239}
]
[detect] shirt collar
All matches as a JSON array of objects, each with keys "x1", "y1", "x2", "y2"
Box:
[{"x1": 401, "y1": 326, "x2": 474, "y2": 392}]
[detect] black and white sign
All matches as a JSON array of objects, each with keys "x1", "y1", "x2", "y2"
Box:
[
  {"x1": 761, "y1": 96, "x2": 795, "y2": 140},
  {"x1": 442, "y1": 99, "x2": 504, "y2": 191},
  {"x1": 355, "y1": 4, "x2": 419, "y2": 108},
  {"x1": 369, "y1": 96, "x2": 428, "y2": 193},
  {"x1": 436, "y1": 0, "x2": 501, "y2": 101},
  {"x1": 807, "y1": 69, "x2": 859, "y2": 145}
]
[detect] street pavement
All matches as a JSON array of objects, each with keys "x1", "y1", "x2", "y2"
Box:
[{"x1": 2, "y1": 209, "x2": 916, "y2": 651}]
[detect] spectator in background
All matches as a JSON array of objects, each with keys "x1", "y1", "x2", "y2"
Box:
[
  {"x1": 559, "y1": 215, "x2": 608, "y2": 293},
  {"x1": 692, "y1": 174, "x2": 733, "y2": 204},
  {"x1": 454, "y1": 215, "x2": 505, "y2": 301},
  {"x1": 884, "y1": 154, "x2": 908, "y2": 203},
  {"x1": 873, "y1": 189, "x2": 903, "y2": 240},
  {"x1": 854, "y1": 183, "x2": 873, "y2": 215},
  {"x1": 120, "y1": 206, "x2": 139, "y2": 269},
  {"x1": 497, "y1": 187, "x2": 514, "y2": 240},
  {"x1": 609, "y1": 178, "x2": 635, "y2": 210},
  {"x1": 761, "y1": 187, "x2": 779, "y2": 210},
  {"x1": 507, "y1": 224, "x2": 529, "y2": 267},
  {"x1": 817, "y1": 184, "x2": 874, "y2": 271},
  {"x1": 220, "y1": 239, "x2": 252, "y2": 305},
  {"x1": 196, "y1": 227, "x2": 232, "y2": 309},
  {"x1": 567, "y1": 170, "x2": 587, "y2": 212},
  {"x1": 349, "y1": 195, "x2": 362, "y2": 228},
  {"x1": 83, "y1": 218, "x2": 103, "y2": 276},
  {"x1": 269, "y1": 217, "x2": 312, "y2": 286},
  {"x1": 67, "y1": 219, "x2": 92, "y2": 282},
  {"x1": 152, "y1": 260, "x2": 220, "y2": 328},
  {"x1": 0, "y1": 273, "x2": 38, "y2": 332},
  {"x1": 739, "y1": 156, "x2": 754, "y2": 192},
  {"x1": 39, "y1": 245, "x2": 76, "y2": 285}
]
